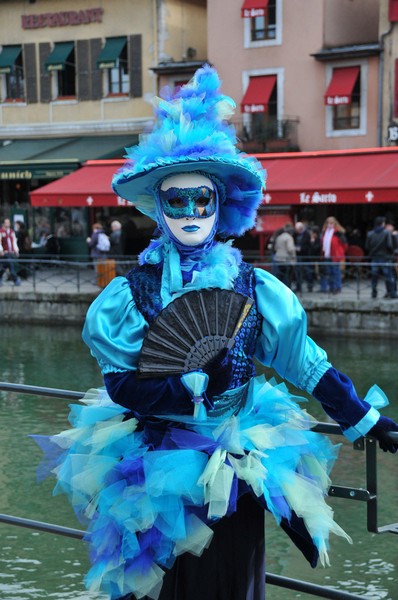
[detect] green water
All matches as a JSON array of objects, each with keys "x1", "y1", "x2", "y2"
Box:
[{"x1": 0, "y1": 325, "x2": 397, "y2": 599}]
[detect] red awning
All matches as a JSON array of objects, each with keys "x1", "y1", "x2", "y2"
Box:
[
  {"x1": 324, "y1": 66, "x2": 360, "y2": 106},
  {"x1": 241, "y1": 75, "x2": 276, "y2": 113},
  {"x1": 30, "y1": 160, "x2": 126, "y2": 207},
  {"x1": 254, "y1": 213, "x2": 292, "y2": 234},
  {"x1": 241, "y1": 0, "x2": 268, "y2": 18},
  {"x1": 257, "y1": 147, "x2": 398, "y2": 205}
]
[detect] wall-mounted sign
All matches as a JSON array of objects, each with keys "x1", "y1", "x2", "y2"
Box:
[
  {"x1": 21, "y1": 8, "x2": 103, "y2": 29},
  {"x1": 387, "y1": 124, "x2": 398, "y2": 142},
  {"x1": 299, "y1": 192, "x2": 337, "y2": 204}
]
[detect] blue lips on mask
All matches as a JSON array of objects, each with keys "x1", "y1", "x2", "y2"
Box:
[{"x1": 159, "y1": 185, "x2": 217, "y2": 219}]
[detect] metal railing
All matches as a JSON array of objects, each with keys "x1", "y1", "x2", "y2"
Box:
[
  {"x1": 0, "y1": 381, "x2": 397, "y2": 599},
  {"x1": 1, "y1": 255, "x2": 396, "y2": 300}
]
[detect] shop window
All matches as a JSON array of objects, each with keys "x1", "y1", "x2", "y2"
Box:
[{"x1": 250, "y1": 1, "x2": 276, "y2": 41}]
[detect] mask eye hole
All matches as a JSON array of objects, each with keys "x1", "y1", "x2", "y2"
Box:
[
  {"x1": 168, "y1": 197, "x2": 186, "y2": 209},
  {"x1": 195, "y1": 196, "x2": 210, "y2": 208}
]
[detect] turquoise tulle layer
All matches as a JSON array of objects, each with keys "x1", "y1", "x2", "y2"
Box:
[{"x1": 35, "y1": 376, "x2": 351, "y2": 600}]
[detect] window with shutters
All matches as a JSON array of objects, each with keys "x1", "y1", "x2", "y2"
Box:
[
  {"x1": 56, "y1": 46, "x2": 76, "y2": 98},
  {"x1": 6, "y1": 51, "x2": 25, "y2": 101},
  {"x1": 0, "y1": 46, "x2": 25, "y2": 102},
  {"x1": 108, "y1": 43, "x2": 128, "y2": 95},
  {"x1": 98, "y1": 35, "x2": 142, "y2": 99}
]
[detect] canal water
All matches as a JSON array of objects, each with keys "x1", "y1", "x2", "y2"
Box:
[{"x1": 0, "y1": 324, "x2": 397, "y2": 600}]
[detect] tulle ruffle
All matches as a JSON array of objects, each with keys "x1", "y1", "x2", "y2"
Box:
[{"x1": 35, "y1": 376, "x2": 351, "y2": 600}]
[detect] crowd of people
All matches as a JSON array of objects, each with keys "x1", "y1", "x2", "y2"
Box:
[
  {"x1": 1, "y1": 212, "x2": 398, "y2": 298},
  {"x1": 270, "y1": 215, "x2": 398, "y2": 298}
]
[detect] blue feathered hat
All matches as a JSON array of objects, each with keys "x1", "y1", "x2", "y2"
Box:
[{"x1": 112, "y1": 64, "x2": 266, "y2": 237}]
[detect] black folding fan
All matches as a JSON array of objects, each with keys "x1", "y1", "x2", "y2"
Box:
[{"x1": 137, "y1": 288, "x2": 253, "y2": 378}]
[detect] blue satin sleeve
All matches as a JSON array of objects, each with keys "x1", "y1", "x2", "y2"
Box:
[
  {"x1": 82, "y1": 276, "x2": 148, "y2": 374},
  {"x1": 253, "y1": 268, "x2": 381, "y2": 439},
  {"x1": 253, "y1": 268, "x2": 331, "y2": 393}
]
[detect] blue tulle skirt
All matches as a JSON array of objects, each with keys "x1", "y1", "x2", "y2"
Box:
[{"x1": 34, "y1": 375, "x2": 351, "y2": 600}]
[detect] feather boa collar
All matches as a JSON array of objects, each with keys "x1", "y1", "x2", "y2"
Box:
[{"x1": 139, "y1": 236, "x2": 242, "y2": 305}]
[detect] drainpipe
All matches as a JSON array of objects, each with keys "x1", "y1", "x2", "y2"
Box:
[{"x1": 377, "y1": 22, "x2": 393, "y2": 146}]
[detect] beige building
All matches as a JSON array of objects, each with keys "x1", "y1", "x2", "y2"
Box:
[{"x1": 0, "y1": 0, "x2": 207, "y2": 246}]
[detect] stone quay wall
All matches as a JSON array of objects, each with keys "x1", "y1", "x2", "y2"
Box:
[{"x1": 0, "y1": 290, "x2": 397, "y2": 338}]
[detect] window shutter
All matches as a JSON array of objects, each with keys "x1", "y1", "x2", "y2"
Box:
[
  {"x1": 23, "y1": 43, "x2": 37, "y2": 103},
  {"x1": 77, "y1": 40, "x2": 90, "y2": 101},
  {"x1": 39, "y1": 42, "x2": 51, "y2": 103},
  {"x1": 389, "y1": 0, "x2": 398, "y2": 21},
  {"x1": 128, "y1": 34, "x2": 142, "y2": 98},
  {"x1": 90, "y1": 38, "x2": 103, "y2": 100}
]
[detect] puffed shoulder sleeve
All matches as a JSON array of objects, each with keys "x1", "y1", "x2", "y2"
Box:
[
  {"x1": 253, "y1": 268, "x2": 332, "y2": 393},
  {"x1": 82, "y1": 276, "x2": 148, "y2": 374}
]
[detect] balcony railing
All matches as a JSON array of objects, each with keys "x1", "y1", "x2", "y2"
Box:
[{"x1": 233, "y1": 116, "x2": 300, "y2": 153}]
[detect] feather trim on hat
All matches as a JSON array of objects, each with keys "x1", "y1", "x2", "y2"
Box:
[{"x1": 112, "y1": 64, "x2": 266, "y2": 237}]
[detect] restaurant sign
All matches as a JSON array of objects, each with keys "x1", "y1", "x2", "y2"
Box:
[
  {"x1": 299, "y1": 192, "x2": 337, "y2": 204},
  {"x1": 21, "y1": 8, "x2": 103, "y2": 29}
]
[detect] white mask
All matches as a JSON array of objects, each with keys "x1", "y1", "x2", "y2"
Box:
[
  {"x1": 159, "y1": 173, "x2": 217, "y2": 246},
  {"x1": 163, "y1": 212, "x2": 216, "y2": 246}
]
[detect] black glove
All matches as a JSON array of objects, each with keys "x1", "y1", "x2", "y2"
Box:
[
  {"x1": 368, "y1": 416, "x2": 398, "y2": 453},
  {"x1": 203, "y1": 347, "x2": 234, "y2": 398}
]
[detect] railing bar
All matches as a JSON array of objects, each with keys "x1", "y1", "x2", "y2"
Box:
[
  {"x1": 0, "y1": 514, "x2": 365, "y2": 599},
  {"x1": 0, "y1": 514, "x2": 85, "y2": 540},
  {"x1": 266, "y1": 573, "x2": 365, "y2": 600},
  {"x1": 0, "y1": 382, "x2": 84, "y2": 400},
  {"x1": 1, "y1": 382, "x2": 397, "y2": 442}
]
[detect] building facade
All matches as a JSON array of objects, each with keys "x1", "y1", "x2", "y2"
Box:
[
  {"x1": 0, "y1": 0, "x2": 207, "y2": 249},
  {"x1": 207, "y1": 0, "x2": 398, "y2": 246}
]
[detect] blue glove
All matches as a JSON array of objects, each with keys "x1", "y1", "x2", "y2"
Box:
[
  {"x1": 368, "y1": 416, "x2": 398, "y2": 453},
  {"x1": 104, "y1": 370, "x2": 192, "y2": 417},
  {"x1": 203, "y1": 347, "x2": 234, "y2": 398}
]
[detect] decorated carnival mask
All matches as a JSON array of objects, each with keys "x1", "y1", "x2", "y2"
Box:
[{"x1": 158, "y1": 173, "x2": 218, "y2": 246}]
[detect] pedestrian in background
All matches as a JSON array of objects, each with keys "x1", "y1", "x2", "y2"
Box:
[
  {"x1": 272, "y1": 223, "x2": 296, "y2": 287},
  {"x1": 366, "y1": 216, "x2": 397, "y2": 299},
  {"x1": 320, "y1": 216, "x2": 347, "y2": 294},
  {"x1": 86, "y1": 222, "x2": 110, "y2": 261},
  {"x1": 308, "y1": 225, "x2": 322, "y2": 292},
  {"x1": 0, "y1": 218, "x2": 21, "y2": 287},
  {"x1": 385, "y1": 221, "x2": 398, "y2": 297},
  {"x1": 110, "y1": 220, "x2": 124, "y2": 275},
  {"x1": 293, "y1": 221, "x2": 311, "y2": 293}
]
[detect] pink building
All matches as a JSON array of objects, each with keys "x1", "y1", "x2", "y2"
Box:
[{"x1": 208, "y1": 0, "x2": 380, "y2": 153}]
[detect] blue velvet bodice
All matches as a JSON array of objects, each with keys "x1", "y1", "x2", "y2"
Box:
[{"x1": 126, "y1": 262, "x2": 263, "y2": 388}]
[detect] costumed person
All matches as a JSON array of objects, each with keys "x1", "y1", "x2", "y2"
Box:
[{"x1": 34, "y1": 65, "x2": 398, "y2": 600}]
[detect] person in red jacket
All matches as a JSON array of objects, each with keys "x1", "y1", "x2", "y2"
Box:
[
  {"x1": 320, "y1": 216, "x2": 347, "y2": 294},
  {"x1": 0, "y1": 217, "x2": 21, "y2": 286}
]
